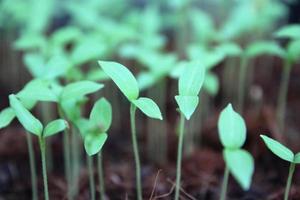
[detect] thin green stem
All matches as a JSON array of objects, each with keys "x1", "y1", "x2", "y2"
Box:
[
  {"x1": 39, "y1": 137, "x2": 49, "y2": 200},
  {"x1": 130, "y1": 104, "x2": 142, "y2": 200},
  {"x1": 58, "y1": 106, "x2": 72, "y2": 200},
  {"x1": 70, "y1": 127, "x2": 80, "y2": 197},
  {"x1": 284, "y1": 162, "x2": 295, "y2": 200},
  {"x1": 277, "y1": 60, "x2": 292, "y2": 134},
  {"x1": 87, "y1": 155, "x2": 95, "y2": 200},
  {"x1": 174, "y1": 113, "x2": 185, "y2": 200},
  {"x1": 26, "y1": 132, "x2": 38, "y2": 200},
  {"x1": 237, "y1": 56, "x2": 248, "y2": 114},
  {"x1": 220, "y1": 165, "x2": 230, "y2": 200},
  {"x1": 97, "y1": 152, "x2": 105, "y2": 200}
]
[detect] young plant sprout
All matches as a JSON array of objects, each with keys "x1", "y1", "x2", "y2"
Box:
[
  {"x1": 18, "y1": 79, "x2": 104, "y2": 200},
  {"x1": 0, "y1": 102, "x2": 38, "y2": 200},
  {"x1": 260, "y1": 135, "x2": 300, "y2": 200},
  {"x1": 274, "y1": 24, "x2": 300, "y2": 133},
  {"x1": 76, "y1": 98, "x2": 112, "y2": 200},
  {"x1": 237, "y1": 41, "x2": 285, "y2": 113},
  {"x1": 9, "y1": 94, "x2": 68, "y2": 200},
  {"x1": 98, "y1": 61, "x2": 163, "y2": 200},
  {"x1": 218, "y1": 104, "x2": 254, "y2": 200},
  {"x1": 174, "y1": 61, "x2": 205, "y2": 200},
  {"x1": 57, "y1": 80, "x2": 104, "y2": 199}
]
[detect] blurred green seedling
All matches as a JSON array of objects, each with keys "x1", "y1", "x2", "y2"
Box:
[
  {"x1": 218, "y1": 104, "x2": 254, "y2": 200},
  {"x1": 261, "y1": 135, "x2": 300, "y2": 200},
  {"x1": 9, "y1": 94, "x2": 68, "y2": 200},
  {"x1": 237, "y1": 41, "x2": 285, "y2": 113},
  {"x1": 76, "y1": 98, "x2": 112, "y2": 200},
  {"x1": 98, "y1": 61, "x2": 162, "y2": 200},
  {"x1": 174, "y1": 61, "x2": 205, "y2": 200},
  {"x1": 274, "y1": 24, "x2": 300, "y2": 133}
]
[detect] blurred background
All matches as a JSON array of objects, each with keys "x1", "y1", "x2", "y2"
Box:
[{"x1": 0, "y1": 0, "x2": 300, "y2": 199}]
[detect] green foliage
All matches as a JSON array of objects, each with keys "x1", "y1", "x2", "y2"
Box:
[
  {"x1": 223, "y1": 149, "x2": 254, "y2": 190},
  {"x1": 99, "y1": 60, "x2": 163, "y2": 120},
  {"x1": 218, "y1": 104, "x2": 246, "y2": 149},
  {"x1": 176, "y1": 62, "x2": 205, "y2": 120},
  {"x1": 0, "y1": 108, "x2": 15, "y2": 129},
  {"x1": 84, "y1": 132, "x2": 108, "y2": 156},
  {"x1": 89, "y1": 98, "x2": 112, "y2": 133},
  {"x1": 98, "y1": 61, "x2": 139, "y2": 101},
  {"x1": 175, "y1": 96, "x2": 199, "y2": 120},
  {"x1": 286, "y1": 39, "x2": 300, "y2": 63},
  {"x1": 9, "y1": 94, "x2": 43, "y2": 136},
  {"x1": 43, "y1": 119, "x2": 68, "y2": 138},
  {"x1": 60, "y1": 81, "x2": 104, "y2": 102},
  {"x1": 245, "y1": 41, "x2": 285, "y2": 58},
  {"x1": 275, "y1": 24, "x2": 300, "y2": 40},
  {"x1": 260, "y1": 135, "x2": 294, "y2": 162},
  {"x1": 75, "y1": 98, "x2": 112, "y2": 156},
  {"x1": 132, "y1": 97, "x2": 163, "y2": 120},
  {"x1": 17, "y1": 79, "x2": 58, "y2": 102},
  {"x1": 218, "y1": 103, "x2": 254, "y2": 191},
  {"x1": 294, "y1": 153, "x2": 300, "y2": 164}
]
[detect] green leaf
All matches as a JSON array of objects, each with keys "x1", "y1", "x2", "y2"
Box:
[
  {"x1": 9, "y1": 94, "x2": 43, "y2": 136},
  {"x1": 218, "y1": 104, "x2": 246, "y2": 149},
  {"x1": 294, "y1": 152, "x2": 300, "y2": 164},
  {"x1": 287, "y1": 39, "x2": 300, "y2": 63},
  {"x1": 61, "y1": 81, "x2": 104, "y2": 102},
  {"x1": 90, "y1": 98, "x2": 112, "y2": 132},
  {"x1": 224, "y1": 149, "x2": 254, "y2": 190},
  {"x1": 17, "y1": 79, "x2": 58, "y2": 102},
  {"x1": 178, "y1": 61, "x2": 205, "y2": 96},
  {"x1": 260, "y1": 135, "x2": 294, "y2": 162},
  {"x1": 75, "y1": 118, "x2": 92, "y2": 138},
  {"x1": 175, "y1": 95, "x2": 199, "y2": 120},
  {"x1": 43, "y1": 119, "x2": 68, "y2": 138},
  {"x1": 245, "y1": 41, "x2": 285, "y2": 58},
  {"x1": 0, "y1": 108, "x2": 15, "y2": 129},
  {"x1": 203, "y1": 72, "x2": 219, "y2": 96},
  {"x1": 23, "y1": 53, "x2": 44, "y2": 78},
  {"x1": 274, "y1": 24, "x2": 300, "y2": 40},
  {"x1": 84, "y1": 132, "x2": 108, "y2": 156},
  {"x1": 98, "y1": 61, "x2": 139, "y2": 101},
  {"x1": 132, "y1": 97, "x2": 163, "y2": 120},
  {"x1": 217, "y1": 42, "x2": 242, "y2": 57}
]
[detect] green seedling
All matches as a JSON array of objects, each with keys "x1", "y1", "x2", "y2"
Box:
[
  {"x1": 174, "y1": 61, "x2": 205, "y2": 200},
  {"x1": 274, "y1": 24, "x2": 300, "y2": 133},
  {"x1": 76, "y1": 98, "x2": 112, "y2": 200},
  {"x1": 0, "y1": 80, "x2": 45, "y2": 200},
  {"x1": 218, "y1": 104, "x2": 254, "y2": 200},
  {"x1": 260, "y1": 135, "x2": 300, "y2": 200},
  {"x1": 98, "y1": 61, "x2": 162, "y2": 200},
  {"x1": 9, "y1": 94, "x2": 68, "y2": 200},
  {"x1": 237, "y1": 41, "x2": 285, "y2": 113},
  {"x1": 17, "y1": 79, "x2": 103, "y2": 200}
]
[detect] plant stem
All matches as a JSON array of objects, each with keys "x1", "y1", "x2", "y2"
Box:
[
  {"x1": 284, "y1": 162, "x2": 295, "y2": 200},
  {"x1": 58, "y1": 106, "x2": 72, "y2": 200},
  {"x1": 237, "y1": 56, "x2": 248, "y2": 114},
  {"x1": 26, "y1": 132, "x2": 38, "y2": 200},
  {"x1": 39, "y1": 137, "x2": 49, "y2": 200},
  {"x1": 97, "y1": 152, "x2": 105, "y2": 200},
  {"x1": 130, "y1": 104, "x2": 142, "y2": 200},
  {"x1": 220, "y1": 165, "x2": 229, "y2": 200},
  {"x1": 87, "y1": 155, "x2": 95, "y2": 200},
  {"x1": 276, "y1": 60, "x2": 292, "y2": 134},
  {"x1": 174, "y1": 113, "x2": 185, "y2": 200}
]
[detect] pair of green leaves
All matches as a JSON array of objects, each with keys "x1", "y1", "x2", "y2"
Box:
[
  {"x1": 9, "y1": 94, "x2": 68, "y2": 138},
  {"x1": 260, "y1": 135, "x2": 300, "y2": 164},
  {"x1": 218, "y1": 104, "x2": 254, "y2": 190},
  {"x1": 76, "y1": 98, "x2": 112, "y2": 156},
  {"x1": 175, "y1": 61, "x2": 205, "y2": 120},
  {"x1": 98, "y1": 61, "x2": 162, "y2": 120}
]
